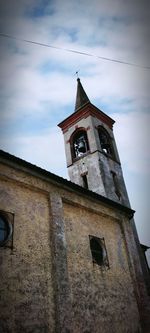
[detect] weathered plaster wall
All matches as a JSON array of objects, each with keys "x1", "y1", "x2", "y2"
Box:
[
  {"x1": 64, "y1": 114, "x2": 130, "y2": 207},
  {"x1": 0, "y1": 158, "x2": 149, "y2": 332},
  {"x1": 68, "y1": 151, "x2": 106, "y2": 196},
  {"x1": 63, "y1": 201, "x2": 141, "y2": 333},
  {"x1": 0, "y1": 176, "x2": 55, "y2": 333}
]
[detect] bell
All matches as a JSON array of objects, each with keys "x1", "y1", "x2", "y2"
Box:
[{"x1": 78, "y1": 140, "x2": 85, "y2": 152}]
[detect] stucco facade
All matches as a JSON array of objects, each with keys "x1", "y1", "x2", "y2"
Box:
[{"x1": 0, "y1": 150, "x2": 149, "y2": 332}]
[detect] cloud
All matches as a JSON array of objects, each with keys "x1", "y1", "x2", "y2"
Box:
[
  {"x1": 0, "y1": 126, "x2": 67, "y2": 178},
  {"x1": 111, "y1": 111, "x2": 150, "y2": 175}
]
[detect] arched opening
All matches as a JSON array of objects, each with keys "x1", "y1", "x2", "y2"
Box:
[
  {"x1": 71, "y1": 129, "x2": 89, "y2": 159},
  {"x1": 98, "y1": 126, "x2": 115, "y2": 158}
]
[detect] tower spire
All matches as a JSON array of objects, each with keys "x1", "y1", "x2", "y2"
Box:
[{"x1": 75, "y1": 78, "x2": 90, "y2": 112}]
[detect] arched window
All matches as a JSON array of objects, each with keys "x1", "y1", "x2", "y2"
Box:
[
  {"x1": 72, "y1": 129, "x2": 89, "y2": 159},
  {"x1": 98, "y1": 126, "x2": 115, "y2": 158}
]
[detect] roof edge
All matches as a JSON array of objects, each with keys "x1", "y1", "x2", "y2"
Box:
[
  {"x1": 58, "y1": 102, "x2": 115, "y2": 130},
  {"x1": 0, "y1": 149, "x2": 134, "y2": 218}
]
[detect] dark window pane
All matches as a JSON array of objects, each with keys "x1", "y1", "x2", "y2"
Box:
[
  {"x1": 90, "y1": 237, "x2": 103, "y2": 265},
  {"x1": 0, "y1": 216, "x2": 6, "y2": 229},
  {"x1": 0, "y1": 216, "x2": 9, "y2": 244},
  {"x1": 82, "y1": 174, "x2": 88, "y2": 189}
]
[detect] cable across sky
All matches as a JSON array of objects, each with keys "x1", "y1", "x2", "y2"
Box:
[{"x1": 0, "y1": 32, "x2": 149, "y2": 70}]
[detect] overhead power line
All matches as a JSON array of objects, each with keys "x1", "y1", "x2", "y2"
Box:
[{"x1": 0, "y1": 32, "x2": 149, "y2": 70}]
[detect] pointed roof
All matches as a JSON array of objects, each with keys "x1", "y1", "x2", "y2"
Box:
[
  {"x1": 75, "y1": 78, "x2": 90, "y2": 111},
  {"x1": 58, "y1": 78, "x2": 115, "y2": 132}
]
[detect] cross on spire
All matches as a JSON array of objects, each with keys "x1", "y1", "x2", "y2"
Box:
[{"x1": 75, "y1": 71, "x2": 79, "y2": 79}]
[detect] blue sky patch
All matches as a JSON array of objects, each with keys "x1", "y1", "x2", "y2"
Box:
[{"x1": 25, "y1": 0, "x2": 55, "y2": 18}]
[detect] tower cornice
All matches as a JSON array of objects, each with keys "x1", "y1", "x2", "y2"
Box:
[{"x1": 58, "y1": 102, "x2": 115, "y2": 133}]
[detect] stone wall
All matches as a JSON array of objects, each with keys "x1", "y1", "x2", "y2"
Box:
[
  {"x1": 0, "y1": 169, "x2": 55, "y2": 333},
  {"x1": 0, "y1": 155, "x2": 148, "y2": 332},
  {"x1": 63, "y1": 200, "x2": 140, "y2": 333},
  {"x1": 63, "y1": 114, "x2": 130, "y2": 207}
]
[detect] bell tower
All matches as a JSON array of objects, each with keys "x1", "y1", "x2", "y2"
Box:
[{"x1": 58, "y1": 78, "x2": 130, "y2": 207}]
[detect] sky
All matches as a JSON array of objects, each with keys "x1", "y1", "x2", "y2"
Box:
[{"x1": 0, "y1": 0, "x2": 150, "y2": 262}]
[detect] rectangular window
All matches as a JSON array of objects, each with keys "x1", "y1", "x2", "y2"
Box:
[
  {"x1": 82, "y1": 174, "x2": 88, "y2": 189},
  {"x1": 111, "y1": 171, "x2": 121, "y2": 200},
  {"x1": 89, "y1": 235, "x2": 109, "y2": 268}
]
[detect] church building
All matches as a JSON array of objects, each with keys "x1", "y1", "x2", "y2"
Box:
[{"x1": 0, "y1": 79, "x2": 149, "y2": 332}]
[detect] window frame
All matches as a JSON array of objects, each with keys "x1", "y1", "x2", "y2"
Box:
[
  {"x1": 0, "y1": 211, "x2": 14, "y2": 248},
  {"x1": 89, "y1": 235, "x2": 109, "y2": 268}
]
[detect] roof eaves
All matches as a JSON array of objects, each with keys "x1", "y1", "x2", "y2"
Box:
[{"x1": 0, "y1": 149, "x2": 135, "y2": 219}]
